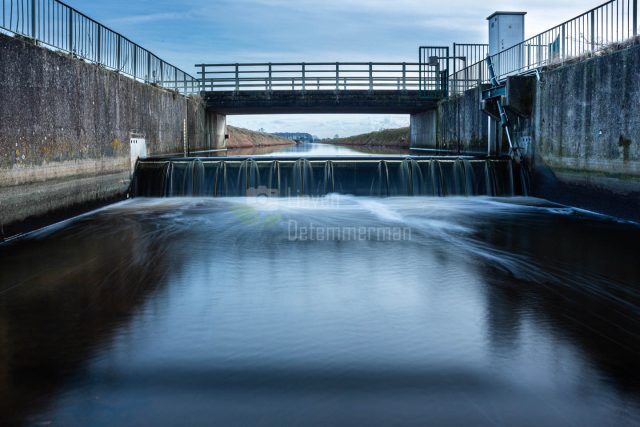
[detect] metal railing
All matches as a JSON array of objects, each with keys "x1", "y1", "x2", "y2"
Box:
[
  {"x1": 1, "y1": 0, "x2": 198, "y2": 94},
  {"x1": 197, "y1": 62, "x2": 446, "y2": 95},
  {"x1": 450, "y1": 0, "x2": 639, "y2": 94}
]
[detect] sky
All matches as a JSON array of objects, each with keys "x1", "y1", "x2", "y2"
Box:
[{"x1": 74, "y1": 0, "x2": 598, "y2": 137}]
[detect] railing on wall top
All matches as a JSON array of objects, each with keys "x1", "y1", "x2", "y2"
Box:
[
  {"x1": 450, "y1": 0, "x2": 639, "y2": 95},
  {"x1": 0, "y1": 0, "x2": 198, "y2": 94},
  {"x1": 197, "y1": 62, "x2": 447, "y2": 96}
]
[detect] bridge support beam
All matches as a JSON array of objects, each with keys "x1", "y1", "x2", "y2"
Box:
[
  {"x1": 410, "y1": 111, "x2": 438, "y2": 148},
  {"x1": 206, "y1": 112, "x2": 227, "y2": 149}
]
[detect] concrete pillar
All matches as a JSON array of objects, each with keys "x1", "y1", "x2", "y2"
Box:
[
  {"x1": 410, "y1": 110, "x2": 438, "y2": 149},
  {"x1": 206, "y1": 112, "x2": 227, "y2": 149}
]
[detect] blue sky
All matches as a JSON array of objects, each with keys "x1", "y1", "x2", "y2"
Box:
[{"x1": 75, "y1": 0, "x2": 596, "y2": 137}]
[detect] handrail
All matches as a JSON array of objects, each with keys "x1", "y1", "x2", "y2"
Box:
[
  {"x1": 450, "y1": 0, "x2": 638, "y2": 94},
  {"x1": 198, "y1": 62, "x2": 444, "y2": 93},
  {"x1": 0, "y1": 0, "x2": 198, "y2": 94}
]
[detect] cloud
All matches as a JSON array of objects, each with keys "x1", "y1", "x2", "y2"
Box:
[
  {"x1": 105, "y1": 11, "x2": 195, "y2": 26},
  {"x1": 76, "y1": 0, "x2": 604, "y2": 136}
]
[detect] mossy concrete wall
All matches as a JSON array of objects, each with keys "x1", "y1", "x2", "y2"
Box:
[{"x1": 0, "y1": 33, "x2": 206, "y2": 238}]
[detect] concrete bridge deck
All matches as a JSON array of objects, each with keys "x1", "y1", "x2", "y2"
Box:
[{"x1": 202, "y1": 90, "x2": 441, "y2": 115}]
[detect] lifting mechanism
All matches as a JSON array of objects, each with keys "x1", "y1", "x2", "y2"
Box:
[{"x1": 485, "y1": 55, "x2": 523, "y2": 160}]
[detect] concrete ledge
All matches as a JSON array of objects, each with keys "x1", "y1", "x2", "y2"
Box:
[
  {"x1": 0, "y1": 157, "x2": 129, "y2": 186},
  {"x1": 1, "y1": 172, "x2": 129, "y2": 221}
]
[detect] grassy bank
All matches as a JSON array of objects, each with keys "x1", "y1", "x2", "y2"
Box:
[
  {"x1": 321, "y1": 127, "x2": 410, "y2": 148},
  {"x1": 227, "y1": 126, "x2": 296, "y2": 148}
]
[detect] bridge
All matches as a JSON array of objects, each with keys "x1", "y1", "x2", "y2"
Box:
[{"x1": 197, "y1": 62, "x2": 448, "y2": 148}]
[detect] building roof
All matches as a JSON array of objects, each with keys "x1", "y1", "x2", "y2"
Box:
[{"x1": 487, "y1": 11, "x2": 527, "y2": 20}]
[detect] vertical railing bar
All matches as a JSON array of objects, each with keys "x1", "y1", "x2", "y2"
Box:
[
  {"x1": 68, "y1": 6, "x2": 72, "y2": 54},
  {"x1": 133, "y1": 43, "x2": 137, "y2": 79},
  {"x1": 30, "y1": 0, "x2": 35, "y2": 39},
  {"x1": 235, "y1": 63, "x2": 239, "y2": 92},
  {"x1": 634, "y1": 0, "x2": 638, "y2": 36}
]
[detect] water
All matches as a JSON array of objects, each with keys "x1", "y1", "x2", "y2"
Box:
[
  {"x1": 210, "y1": 142, "x2": 411, "y2": 157},
  {"x1": 133, "y1": 158, "x2": 526, "y2": 197},
  {"x1": 1, "y1": 196, "x2": 639, "y2": 426}
]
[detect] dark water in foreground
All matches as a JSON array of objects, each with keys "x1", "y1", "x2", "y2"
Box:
[{"x1": 1, "y1": 196, "x2": 639, "y2": 426}]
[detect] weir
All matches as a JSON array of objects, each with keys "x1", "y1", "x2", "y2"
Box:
[{"x1": 132, "y1": 157, "x2": 527, "y2": 198}]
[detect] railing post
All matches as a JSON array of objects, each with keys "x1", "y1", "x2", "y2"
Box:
[
  {"x1": 97, "y1": 27, "x2": 102, "y2": 64},
  {"x1": 268, "y1": 63, "x2": 272, "y2": 91},
  {"x1": 200, "y1": 64, "x2": 205, "y2": 91},
  {"x1": 561, "y1": 23, "x2": 566, "y2": 62},
  {"x1": 116, "y1": 37, "x2": 121, "y2": 71},
  {"x1": 301, "y1": 63, "x2": 305, "y2": 92},
  {"x1": 235, "y1": 64, "x2": 239, "y2": 92},
  {"x1": 537, "y1": 36, "x2": 542, "y2": 65},
  {"x1": 174, "y1": 68, "x2": 178, "y2": 91},
  {"x1": 590, "y1": 10, "x2": 595, "y2": 51},
  {"x1": 634, "y1": 0, "x2": 638, "y2": 37},
  {"x1": 133, "y1": 47, "x2": 137, "y2": 79},
  {"x1": 368, "y1": 62, "x2": 373, "y2": 91},
  {"x1": 335, "y1": 63, "x2": 339, "y2": 91},
  {"x1": 68, "y1": 9, "x2": 73, "y2": 54},
  {"x1": 452, "y1": 43, "x2": 457, "y2": 79},
  {"x1": 402, "y1": 62, "x2": 406, "y2": 91},
  {"x1": 31, "y1": 0, "x2": 36, "y2": 40},
  {"x1": 148, "y1": 52, "x2": 152, "y2": 83},
  {"x1": 160, "y1": 60, "x2": 164, "y2": 87}
]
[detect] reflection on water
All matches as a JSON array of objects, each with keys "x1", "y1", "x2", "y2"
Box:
[
  {"x1": 209, "y1": 142, "x2": 411, "y2": 157},
  {"x1": 1, "y1": 197, "x2": 639, "y2": 426}
]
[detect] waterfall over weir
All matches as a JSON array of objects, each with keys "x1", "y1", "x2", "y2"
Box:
[{"x1": 132, "y1": 157, "x2": 528, "y2": 198}]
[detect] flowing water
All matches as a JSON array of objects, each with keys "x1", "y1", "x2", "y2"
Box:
[
  {"x1": 1, "y1": 195, "x2": 639, "y2": 426},
  {"x1": 133, "y1": 158, "x2": 526, "y2": 198}
]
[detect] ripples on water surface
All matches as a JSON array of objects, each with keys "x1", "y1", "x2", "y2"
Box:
[{"x1": 1, "y1": 196, "x2": 639, "y2": 426}]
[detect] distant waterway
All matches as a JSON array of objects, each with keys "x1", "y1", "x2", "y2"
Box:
[
  {"x1": 1, "y1": 196, "x2": 639, "y2": 426},
  {"x1": 207, "y1": 142, "x2": 411, "y2": 157}
]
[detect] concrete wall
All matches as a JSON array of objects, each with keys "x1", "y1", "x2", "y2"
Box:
[
  {"x1": 0, "y1": 33, "x2": 207, "y2": 238},
  {"x1": 436, "y1": 84, "x2": 488, "y2": 153},
  {"x1": 409, "y1": 111, "x2": 437, "y2": 148},
  {"x1": 435, "y1": 42, "x2": 640, "y2": 221},
  {"x1": 530, "y1": 43, "x2": 640, "y2": 220}
]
